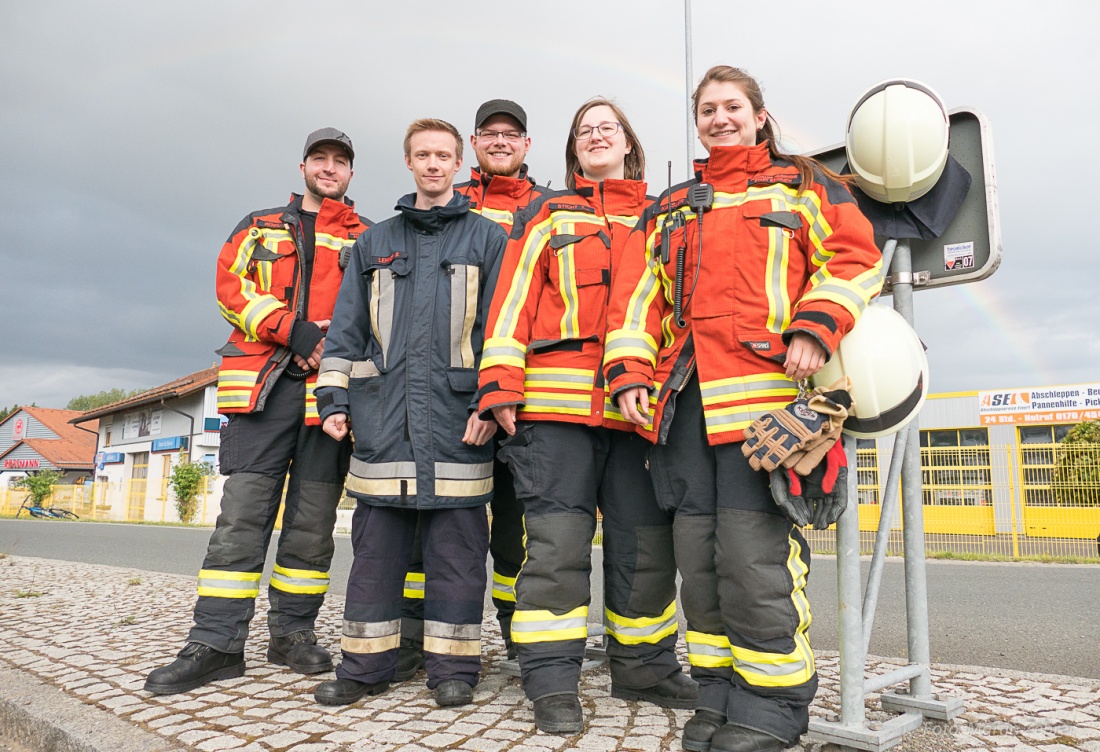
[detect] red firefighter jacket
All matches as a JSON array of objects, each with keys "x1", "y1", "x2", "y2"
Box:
[
  {"x1": 603, "y1": 142, "x2": 883, "y2": 445},
  {"x1": 478, "y1": 175, "x2": 649, "y2": 430},
  {"x1": 454, "y1": 165, "x2": 547, "y2": 235},
  {"x1": 215, "y1": 193, "x2": 369, "y2": 424}
]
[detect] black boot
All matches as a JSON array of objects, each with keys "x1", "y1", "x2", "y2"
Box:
[
  {"x1": 314, "y1": 677, "x2": 390, "y2": 706},
  {"x1": 533, "y1": 693, "x2": 583, "y2": 734},
  {"x1": 611, "y1": 671, "x2": 699, "y2": 709},
  {"x1": 434, "y1": 679, "x2": 474, "y2": 707},
  {"x1": 710, "y1": 723, "x2": 791, "y2": 752},
  {"x1": 682, "y1": 708, "x2": 726, "y2": 752},
  {"x1": 393, "y1": 639, "x2": 425, "y2": 682},
  {"x1": 268, "y1": 630, "x2": 332, "y2": 674},
  {"x1": 144, "y1": 643, "x2": 245, "y2": 695}
]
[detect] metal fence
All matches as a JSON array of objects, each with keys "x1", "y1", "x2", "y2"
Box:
[{"x1": 3, "y1": 442, "x2": 1098, "y2": 561}]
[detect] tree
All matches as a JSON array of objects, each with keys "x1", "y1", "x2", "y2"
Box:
[
  {"x1": 169, "y1": 453, "x2": 214, "y2": 524},
  {"x1": 66, "y1": 388, "x2": 146, "y2": 412},
  {"x1": 1052, "y1": 421, "x2": 1100, "y2": 507},
  {"x1": 16, "y1": 470, "x2": 64, "y2": 507}
]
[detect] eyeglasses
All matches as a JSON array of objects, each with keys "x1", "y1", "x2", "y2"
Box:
[
  {"x1": 573, "y1": 121, "x2": 622, "y2": 140},
  {"x1": 476, "y1": 129, "x2": 526, "y2": 143}
]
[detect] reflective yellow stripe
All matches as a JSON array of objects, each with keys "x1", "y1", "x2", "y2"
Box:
[
  {"x1": 494, "y1": 216, "x2": 553, "y2": 339},
  {"x1": 603, "y1": 328, "x2": 659, "y2": 367},
  {"x1": 196, "y1": 569, "x2": 261, "y2": 598},
  {"x1": 476, "y1": 207, "x2": 514, "y2": 227},
  {"x1": 523, "y1": 368, "x2": 594, "y2": 392},
  {"x1": 423, "y1": 621, "x2": 481, "y2": 657},
  {"x1": 404, "y1": 571, "x2": 425, "y2": 600},
  {"x1": 511, "y1": 606, "x2": 588, "y2": 643},
  {"x1": 700, "y1": 375, "x2": 798, "y2": 406},
  {"x1": 704, "y1": 399, "x2": 794, "y2": 436},
  {"x1": 270, "y1": 564, "x2": 329, "y2": 595},
  {"x1": 605, "y1": 601, "x2": 678, "y2": 645},
  {"x1": 686, "y1": 630, "x2": 733, "y2": 668},
  {"x1": 481, "y1": 336, "x2": 527, "y2": 370},
  {"x1": 492, "y1": 571, "x2": 517, "y2": 602}
]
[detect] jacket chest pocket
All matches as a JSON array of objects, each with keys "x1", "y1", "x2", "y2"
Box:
[
  {"x1": 444, "y1": 262, "x2": 482, "y2": 369},
  {"x1": 545, "y1": 223, "x2": 611, "y2": 339},
  {"x1": 248, "y1": 232, "x2": 297, "y2": 300}
]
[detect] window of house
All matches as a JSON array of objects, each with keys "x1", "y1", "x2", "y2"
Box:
[
  {"x1": 1018, "y1": 424, "x2": 1077, "y2": 506},
  {"x1": 918, "y1": 428, "x2": 992, "y2": 505},
  {"x1": 856, "y1": 438, "x2": 880, "y2": 504}
]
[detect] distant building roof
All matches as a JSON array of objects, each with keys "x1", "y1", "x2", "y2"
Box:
[
  {"x1": 0, "y1": 407, "x2": 99, "y2": 471},
  {"x1": 71, "y1": 366, "x2": 219, "y2": 424}
]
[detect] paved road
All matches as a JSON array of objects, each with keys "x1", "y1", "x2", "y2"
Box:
[{"x1": 2, "y1": 518, "x2": 1097, "y2": 678}]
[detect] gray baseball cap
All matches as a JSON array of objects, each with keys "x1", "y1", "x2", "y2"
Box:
[
  {"x1": 303, "y1": 127, "x2": 354, "y2": 162},
  {"x1": 474, "y1": 100, "x2": 527, "y2": 132}
]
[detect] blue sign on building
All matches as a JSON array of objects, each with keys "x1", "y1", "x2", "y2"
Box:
[
  {"x1": 100, "y1": 452, "x2": 124, "y2": 464},
  {"x1": 151, "y1": 436, "x2": 189, "y2": 453}
]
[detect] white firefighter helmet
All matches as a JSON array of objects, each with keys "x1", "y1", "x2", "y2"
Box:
[
  {"x1": 812, "y1": 304, "x2": 929, "y2": 438},
  {"x1": 845, "y1": 79, "x2": 949, "y2": 204}
]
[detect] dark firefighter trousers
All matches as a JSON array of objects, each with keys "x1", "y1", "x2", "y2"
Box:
[
  {"x1": 190, "y1": 374, "x2": 351, "y2": 653},
  {"x1": 648, "y1": 375, "x2": 817, "y2": 745},
  {"x1": 336, "y1": 503, "x2": 489, "y2": 689},
  {"x1": 500, "y1": 422, "x2": 683, "y2": 701},
  {"x1": 400, "y1": 447, "x2": 523, "y2": 647}
]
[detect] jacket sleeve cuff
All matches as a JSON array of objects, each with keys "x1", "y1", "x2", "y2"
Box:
[
  {"x1": 316, "y1": 387, "x2": 349, "y2": 423},
  {"x1": 289, "y1": 320, "x2": 325, "y2": 359},
  {"x1": 476, "y1": 387, "x2": 525, "y2": 419},
  {"x1": 782, "y1": 326, "x2": 833, "y2": 357},
  {"x1": 606, "y1": 362, "x2": 654, "y2": 399}
]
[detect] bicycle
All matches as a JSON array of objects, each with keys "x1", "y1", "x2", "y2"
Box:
[{"x1": 15, "y1": 496, "x2": 79, "y2": 520}]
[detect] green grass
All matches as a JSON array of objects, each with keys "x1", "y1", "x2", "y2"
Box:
[
  {"x1": 14, "y1": 590, "x2": 42, "y2": 598},
  {"x1": 927, "y1": 550, "x2": 1099, "y2": 565},
  {"x1": 115, "y1": 615, "x2": 137, "y2": 626},
  {"x1": 128, "y1": 577, "x2": 142, "y2": 586}
]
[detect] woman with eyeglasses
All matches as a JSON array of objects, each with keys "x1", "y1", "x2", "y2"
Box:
[
  {"x1": 605, "y1": 66, "x2": 883, "y2": 752},
  {"x1": 477, "y1": 98, "x2": 696, "y2": 734}
]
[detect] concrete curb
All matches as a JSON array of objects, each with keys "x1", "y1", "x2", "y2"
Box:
[{"x1": 0, "y1": 664, "x2": 188, "y2": 752}]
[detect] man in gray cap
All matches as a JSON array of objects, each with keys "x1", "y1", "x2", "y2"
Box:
[
  {"x1": 144, "y1": 128, "x2": 371, "y2": 695},
  {"x1": 394, "y1": 99, "x2": 547, "y2": 683}
]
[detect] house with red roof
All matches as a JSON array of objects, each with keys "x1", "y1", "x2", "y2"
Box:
[{"x1": 0, "y1": 406, "x2": 100, "y2": 486}]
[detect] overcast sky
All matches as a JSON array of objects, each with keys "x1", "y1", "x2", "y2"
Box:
[{"x1": 2, "y1": 0, "x2": 1097, "y2": 409}]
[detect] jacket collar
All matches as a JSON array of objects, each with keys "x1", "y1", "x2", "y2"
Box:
[
  {"x1": 572, "y1": 174, "x2": 647, "y2": 216},
  {"x1": 395, "y1": 190, "x2": 470, "y2": 234},
  {"x1": 283, "y1": 193, "x2": 359, "y2": 232},
  {"x1": 693, "y1": 141, "x2": 775, "y2": 189},
  {"x1": 470, "y1": 165, "x2": 535, "y2": 198}
]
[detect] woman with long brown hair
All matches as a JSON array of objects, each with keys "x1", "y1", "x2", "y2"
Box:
[
  {"x1": 477, "y1": 98, "x2": 695, "y2": 734},
  {"x1": 605, "y1": 66, "x2": 883, "y2": 752}
]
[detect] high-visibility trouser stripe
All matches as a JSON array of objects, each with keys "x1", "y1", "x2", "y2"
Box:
[
  {"x1": 404, "y1": 571, "x2": 425, "y2": 600},
  {"x1": 270, "y1": 564, "x2": 329, "y2": 595},
  {"x1": 511, "y1": 606, "x2": 589, "y2": 644},
  {"x1": 449, "y1": 264, "x2": 479, "y2": 369},
  {"x1": 435, "y1": 461, "x2": 493, "y2": 498},
  {"x1": 197, "y1": 569, "x2": 261, "y2": 598},
  {"x1": 347, "y1": 459, "x2": 417, "y2": 497},
  {"x1": 342, "y1": 618, "x2": 401, "y2": 655},
  {"x1": 424, "y1": 621, "x2": 481, "y2": 657},
  {"x1": 240, "y1": 295, "x2": 284, "y2": 340},
  {"x1": 495, "y1": 217, "x2": 552, "y2": 339},
  {"x1": 556, "y1": 225, "x2": 580, "y2": 338},
  {"x1": 492, "y1": 571, "x2": 516, "y2": 602},
  {"x1": 703, "y1": 400, "x2": 793, "y2": 436},
  {"x1": 369, "y1": 268, "x2": 395, "y2": 369},
  {"x1": 605, "y1": 601, "x2": 679, "y2": 645},
  {"x1": 604, "y1": 329, "x2": 658, "y2": 366},
  {"x1": 476, "y1": 207, "x2": 514, "y2": 227},
  {"x1": 686, "y1": 630, "x2": 733, "y2": 669},
  {"x1": 700, "y1": 375, "x2": 797, "y2": 406},
  {"x1": 730, "y1": 633, "x2": 815, "y2": 688},
  {"x1": 481, "y1": 336, "x2": 527, "y2": 370}
]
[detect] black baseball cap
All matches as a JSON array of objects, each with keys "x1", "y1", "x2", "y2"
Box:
[
  {"x1": 303, "y1": 127, "x2": 354, "y2": 163},
  {"x1": 474, "y1": 100, "x2": 527, "y2": 132}
]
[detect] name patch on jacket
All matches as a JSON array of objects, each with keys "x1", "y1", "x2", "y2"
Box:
[
  {"x1": 255, "y1": 219, "x2": 285, "y2": 229},
  {"x1": 548, "y1": 202, "x2": 596, "y2": 215},
  {"x1": 372, "y1": 251, "x2": 403, "y2": 265},
  {"x1": 748, "y1": 174, "x2": 802, "y2": 187}
]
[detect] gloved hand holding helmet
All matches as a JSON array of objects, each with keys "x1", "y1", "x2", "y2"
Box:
[{"x1": 769, "y1": 441, "x2": 849, "y2": 529}]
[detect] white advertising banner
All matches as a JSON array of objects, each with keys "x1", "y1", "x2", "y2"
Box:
[
  {"x1": 978, "y1": 383, "x2": 1100, "y2": 426},
  {"x1": 122, "y1": 408, "x2": 163, "y2": 439}
]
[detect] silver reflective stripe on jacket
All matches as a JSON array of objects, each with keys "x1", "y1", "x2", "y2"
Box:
[
  {"x1": 449, "y1": 264, "x2": 479, "y2": 369},
  {"x1": 370, "y1": 269, "x2": 396, "y2": 368}
]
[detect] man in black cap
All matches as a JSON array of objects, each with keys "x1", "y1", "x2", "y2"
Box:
[
  {"x1": 144, "y1": 128, "x2": 371, "y2": 695},
  {"x1": 394, "y1": 100, "x2": 548, "y2": 682}
]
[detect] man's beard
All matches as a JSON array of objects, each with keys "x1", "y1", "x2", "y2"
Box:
[
  {"x1": 477, "y1": 151, "x2": 524, "y2": 178},
  {"x1": 305, "y1": 173, "x2": 346, "y2": 201}
]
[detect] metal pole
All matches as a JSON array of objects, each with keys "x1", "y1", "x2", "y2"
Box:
[
  {"x1": 890, "y1": 240, "x2": 933, "y2": 699},
  {"x1": 684, "y1": 0, "x2": 694, "y2": 176},
  {"x1": 862, "y1": 425, "x2": 909, "y2": 654},
  {"x1": 835, "y1": 433, "x2": 866, "y2": 725}
]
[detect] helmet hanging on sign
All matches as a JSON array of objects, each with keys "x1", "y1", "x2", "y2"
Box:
[
  {"x1": 846, "y1": 79, "x2": 949, "y2": 204},
  {"x1": 811, "y1": 304, "x2": 929, "y2": 438}
]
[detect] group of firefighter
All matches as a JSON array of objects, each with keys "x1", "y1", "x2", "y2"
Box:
[{"x1": 143, "y1": 65, "x2": 884, "y2": 752}]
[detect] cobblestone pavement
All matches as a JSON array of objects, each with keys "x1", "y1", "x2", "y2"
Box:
[{"x1": 2, "y1": 554, "x2": 1099, "y2": 752}]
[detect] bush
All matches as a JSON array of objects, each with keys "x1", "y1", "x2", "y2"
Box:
[
  {"x1": 16, "y1": 470, "x2": 64, "y2": 507},
  {"x1": 169, "y1": 453, "x2": 214, "y2": 523},
  {"x1": 1052, "y1": 421, "x2": 1100, "y2": 507}
]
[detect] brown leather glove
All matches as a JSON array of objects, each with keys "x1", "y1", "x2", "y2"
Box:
[{"x1": 742, "y1": 378, "x2": 852, "y2": 473}]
